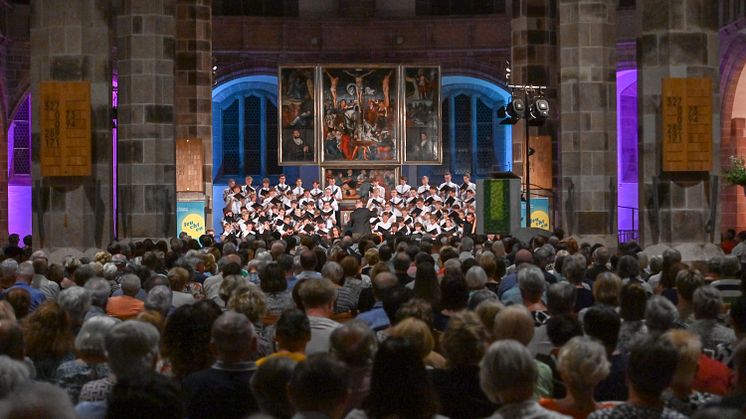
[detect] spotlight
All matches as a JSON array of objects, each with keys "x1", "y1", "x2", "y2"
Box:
[
  {"x1": 212, "y1": 65, "x2": 218, "y2": 71},
  {"x1": 498, "y1": 98, "x2": 525, "y2": 125},
  {"x1": 528, "y1": 97, "x2": 549, "y2": 125}
]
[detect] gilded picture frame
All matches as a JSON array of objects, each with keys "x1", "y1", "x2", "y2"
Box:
[
  {"x1": 278, "y1": 65, "x2": 318, "y2": 165},
  {"x1": 402, "y1": 66, "x2": 442, "y2": 165}
]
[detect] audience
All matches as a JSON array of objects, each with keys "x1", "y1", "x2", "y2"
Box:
[{"x1": 2, "y1": 227, "x2": 746, "y2": 419}]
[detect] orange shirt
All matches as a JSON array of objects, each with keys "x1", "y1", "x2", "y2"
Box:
[
  {"x1": 106, "y1": 295, "x2": 145, "y2": 320},
  {"x1": 539, "y1": 398, "x2": 618, "y2": 419},
  {"x1": 256, "y1": 351, "x2": 306, "y2": 366}
]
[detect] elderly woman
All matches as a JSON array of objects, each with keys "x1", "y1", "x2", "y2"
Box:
[
  {"x1": 388, "y1": 318, "x2": 446, "y2": 369},
  {"x1": 465, "y1": 266, "x2": 498, "y2": 309},
  {"x1": 259, "y1": 263, "x2": 294, "y2": 315},
  {"x1": 431, "y1": 312, "x2": 497, "y2": 419},
  {"x1": 340, "y1": 256, "x2": 366, "y2": 304},
  {"x1": 689, "y1": 285, "x2": 736, "y2": 355},
  {"x1": 662, "y1": 330, "x2": 721, "y2": 415},
  {"x1": 563, "y1": 254, "x2": 594, "y2": 312},
  {"x1": 539, "y1": 336, "x2": 613, "y2": 419},
  {"x1": 54, "y1": 316, "x2": 119, "y2": 403},
  {"x1": 480, "y1": 340, "x2": 569, "y2": 419},
  {"x1": 321, "y1": 261, "x2": 354, "y2": 313},
  {"x1": 518, "y1": 266, "x2": 550, "y2": 326}
]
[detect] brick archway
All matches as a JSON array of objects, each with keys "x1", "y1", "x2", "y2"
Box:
[{"x1": 720, "y1": 18, "x2": 746, "y2": 233}]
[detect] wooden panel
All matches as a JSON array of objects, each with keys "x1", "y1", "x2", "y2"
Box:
[
  {"x1": 40, "y1": 81, "x2": 92, "y2": 177},
  {"x1": 528, "y1": 135, "x2": 552, "y2": 191},
  {"x1": 662, "y1": 78, "x2": 713, "y2": 172},
  {"x1": 176, "y1": 138, "x2": 204, "y2": 192}
]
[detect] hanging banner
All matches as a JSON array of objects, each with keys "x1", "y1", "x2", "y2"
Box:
[
  {"x1": 177, "y1": 201, "x2": 206, "y2": 239},
  {"x1": 521, "y1": 197, "x2": 551, "y2": 230}
]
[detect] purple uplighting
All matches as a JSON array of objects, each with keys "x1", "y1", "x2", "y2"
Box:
[
  {"x1": 616, "y1": 69, "x2": 638, "y2": 236},
  {"x1": 8, "y1": 95, "x2": 32, "y2": 239},
  {"x1": 113, "y1": 72, "x2": 118, "y2": 239}
]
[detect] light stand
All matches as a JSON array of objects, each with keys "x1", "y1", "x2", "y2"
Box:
[{"x1": 499, "y1": 81, "x2": 548, "y2": 228}]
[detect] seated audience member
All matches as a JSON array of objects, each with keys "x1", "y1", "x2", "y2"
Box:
[
  {"x1": 167, "y1": 267, "x2": 195, "y2": 308},
  {"x1": 661, "y1": 330, "x2": 720, "y2": 416},
  {"x1": 257, "y1": 308, "x2": 310, "y2": 365},
  {"x1": 260, "y1": 262, "x2": 295, "y2": 315},
  {"x1": 251, "y1": 357, "x2": 299, "y2": 419},
  {"x1": 689, "y1": 285, "x2": 735, "y2": 355},
  {"x1": 563, "y1": 254, "x2": 594, "y2": 312},
  {"x1": 0, "y1": 355, "x2": 31, "y2": 398},
  {"x1": 588, "y1": 336, "x2": 687, "y2": 419},
  {"x1": 57, "y1": 286, "x2": 92, "y2": 331},
  {"x1": 432, "y1": 311, "x2": 497, "y2": 419},
  {"x1": 106, "y1": 372, "x2": 183, "y2": 419},
  {"x1": 475, "y1": 299, "x2": 504, "y2": 342},
  {"x1": 54, "y1": 316, "x2": 118, "y2": 403},
  {"x1": 5, "y1": 287, "x2": 30, "y2": 320},
  {"x1": 519, "y1": 265, "x2": 550, "y2": 326},
  {"x1": 105, "y1": 274, "x2": 145, "y2": 320},
  {"x1": 22, "y1": 300, "x2": 75, "y2": 382},
  {"x1": 329, "y1": 320, "x2": 377, "y2": 413},
  {"x1": 75, "y1": 321, "x2": 161, "y2": 418},
  {"x1": 288, "y1": 353, "x2": 351, "y2": 419},
  {"x1": 389, "y1": 317, "x2": 446, "y2": 369},
  {"x1": 539, "y1": 314, "x2": 584, "y2": 399},
  {"x1": 357, "y1": 272, "x2": 398, "y2": 331},
  {"x1": 530, "y1": 282, "x2": 577, "y2": 357},
  {"x1": 0, "y1": 381, "x2": 77, "y2": 419},
  {"x1": 709, "y1": 340, "x2": 746, "y2": 411},
  {"x1": 617, "y1": 283, "x2": 648, "y2": 353},
  {"x1": 465, "y1": 266, "x2": 498, "y2": 308},
  {"x1": 83, "y1": 278, "x2": 111, "y2": 321},
  {"x1": 160, "y1": 301, "x2": 222, "y2": 380},
  {"x1": 4, "y1": 261, "x2": 45, "y2": 311},
  {"x1": 479, "y1": 340, "x2": 570, "y2": 419},
  {"x1": 347, "y1": 337, "x2": 440, "y2": 419},
  {"x1": 434, "y1": 275, "x2": 469, "y2": 332},
  {"x1": 181, "y1": 311, "x2": 259, "y2": 419},
  {"x1": 715, "y1": 296, "x2": 746, "y2": 368},
  {"x1": 144, "y1": 285, "x2": 173, "y2": 319},
  {"x1": 299, "y1": 278, "x2": 341, "y2": 354},
  {"x1": 675, "y1": 269, "x2": 705, "y2": 326},
  {"x1": 540, "y1": 336, "x2": 613, "y2": 419},
  {"x1": 493, "y1": 305, "x2": 554, "y2": 398},
  {"x1": 584, "y1": 305, "x2": 628, "y2": 402},
  {"x1": 323, "y1": 261, "x2": 356, "y2": 313},
  {"x1": 228, "y1": 284, "x2": 273, "y2": 358}
]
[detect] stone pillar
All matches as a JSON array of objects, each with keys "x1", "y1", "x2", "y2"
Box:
[
  {"x1": 558, "y1": 0, "x2": 617, "y2": 240},
  {"x1": 116, "y1": 0, "x2": 176, "y2": 238},
  {"x1": 30, "y1": 0, "x2": 113, "y2": 249},
  {"x1": 510, "y1": 0, "x2": 559, "y2": 222},
  {"x1": 637, "y1": 0, "x2": 720, "y2": 246},
  {"x1": 175, "y1": 0, "x2": 213, "y2": 229},
  {"x1": 0, "y1": 37, "x2": 7, "y2": 242}
]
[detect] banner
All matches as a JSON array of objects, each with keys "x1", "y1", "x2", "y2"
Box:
[
  {"x1": 177, "y1": 201, "x2": 206, "y2": 239},
  {"x1": 521, "y1": 197, "x2": 551, "y2": 230}
]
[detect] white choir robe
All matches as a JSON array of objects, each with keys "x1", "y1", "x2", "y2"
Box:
[{"x1": 395, "y1": 184, "x2": 412, "y2": 195}]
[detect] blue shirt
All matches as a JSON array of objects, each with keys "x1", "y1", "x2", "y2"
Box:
[
  {"x1": 356, "y1": 301, "x2": 389, "y2": 331},
  {"x1": 287, "y1": 275, "x2": 299, "y2": 290},
  {"x1": 497, "y1": 272, "x2": 518, "y2": 298},
  {"x1": 4, "y1": 282, "x2": 46, "y2": 310}
]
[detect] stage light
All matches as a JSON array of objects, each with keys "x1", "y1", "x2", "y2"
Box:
[
  {"x1": 529, "y1": 97, "x2": 549, "y2": 123},
  {"x1": 498, "y1": 98, "x2": 525, "y2": 125}
]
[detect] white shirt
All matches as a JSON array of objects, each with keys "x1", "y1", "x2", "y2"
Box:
[
  {"x1": 395, "y1": 184, "x2": 411, "y2": 195},
  {"x1": 326, "y1": 185, "x2": 342, "y2": 200}
]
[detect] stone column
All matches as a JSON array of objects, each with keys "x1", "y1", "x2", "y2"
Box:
[
  {"x1": 175, "y1": 0, "x2": 213, "y2": 228},
  {"x1": 558, "y1": 0, "x2": 617, "y2": 241},
  {"x1": 510, "y1": 0, "x2": 559, "y2": 222},
  {"x1": 637, "y1": 0, "x2": 720, "y2": 246},
  {"x1": 30, "y1": 0, "x2": 113, "y2": 249},
  {"x1": 116, "y1": 0, "x2": 176, "y2": 238}
]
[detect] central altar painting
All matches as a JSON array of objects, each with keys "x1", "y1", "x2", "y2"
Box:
[
  {"x1": 278, "y1": 65, "x2": 441, "y2": 167},
  {"x1": 321, "y1": 66, "x2": 399, "y2": 163}
]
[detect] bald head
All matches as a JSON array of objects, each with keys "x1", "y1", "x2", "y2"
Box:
[
  {"x1": 514, "y1": 249, "x2": 534, "y2": 266},
  {"x1": 212, "y1": 311, "x2": 256, "y2": 362},
  {"x1": 493, "y1": 305, "x2": 535, "y2": 346},
  {"x1": 372, "y1": 272, "x2": 398, "y2": 300},
  {"x1": 330, "y1": 320, "x2": 377, "y2": 368}
]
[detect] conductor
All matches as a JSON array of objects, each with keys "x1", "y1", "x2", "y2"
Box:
[{"x1": 346, "y1": 200, "x2": 374, "y2": 239}]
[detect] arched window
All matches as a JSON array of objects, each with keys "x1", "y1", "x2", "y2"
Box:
[
  {"x1": 404, "y1": 75, "x2": 512, "y2": 182},
  {"x1": 212, "y1": 75, "x2": 294, "y2": 182}
]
